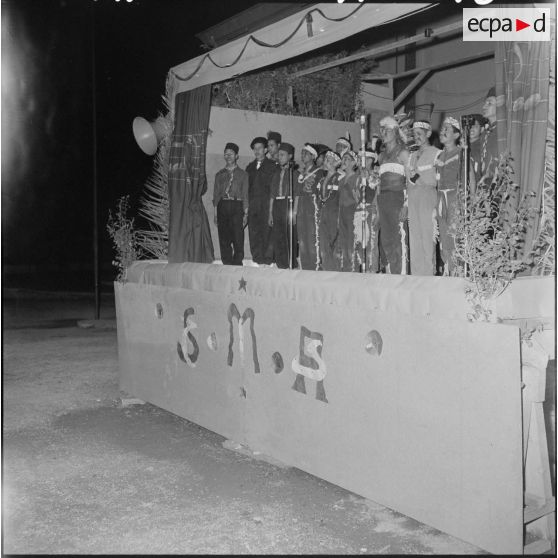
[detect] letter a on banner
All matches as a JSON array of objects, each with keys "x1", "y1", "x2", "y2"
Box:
[{"x1": 291, "y1": 326, "x2": 328, "y2": 403}]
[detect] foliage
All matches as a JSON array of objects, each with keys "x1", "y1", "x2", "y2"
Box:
[
  {"x1": 135, "y1": 74, "x2": 175, "y2": 259},
  {"x1": 451, "y1": 153, "x2": 537, "y2": 322},
  {"x1": 214, "y1": 51, "x2": 372, "y2": 122},
  {"x1": 530, "y1": 143, "x2": 556, "y2": 276},
  {"x1": 530, "y1": 45, "x2": 555, "y2": 276},
  {"x1": 106, "y1": 195, "x2": 142, "y2": 282}
]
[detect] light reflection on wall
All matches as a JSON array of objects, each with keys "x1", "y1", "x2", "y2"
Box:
[{"x1": 1, "y1": 5, "x2": 37, "y2": 204}]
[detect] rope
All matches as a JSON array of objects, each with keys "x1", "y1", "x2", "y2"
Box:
[{"x1": 172, "y1": 5, "x2": 365, "y2": 82}]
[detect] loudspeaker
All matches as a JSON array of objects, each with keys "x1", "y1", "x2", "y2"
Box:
[{"x1": 132, "y1": 116, "x2": 167, "y2": 156}]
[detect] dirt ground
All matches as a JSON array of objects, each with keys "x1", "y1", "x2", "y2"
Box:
[{"x1": 1, "y1": 288, "x2": 546, "y2": 554}]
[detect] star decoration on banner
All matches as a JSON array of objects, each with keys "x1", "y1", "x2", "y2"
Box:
[{"x1": 238, "y1": 277, "x2": 247, "y2": 292}]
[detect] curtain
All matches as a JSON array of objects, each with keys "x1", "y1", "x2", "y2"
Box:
[
  {"x1": 167, "y1": 86, "x2": 214, "y2": 263},
  {"x1": 494, "y1": 40, "x2": 551, "y2": 254}
]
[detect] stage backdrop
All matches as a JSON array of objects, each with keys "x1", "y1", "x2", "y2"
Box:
[
  {"x1": 112, "y1": 261, "x2": 551, "y2": 555},
  {"x1": 413, "y1": 12, "x2": 495, "y2": 128},
  {"x1": 204, "y1": 107, "x2": 360, "y2": 261}
]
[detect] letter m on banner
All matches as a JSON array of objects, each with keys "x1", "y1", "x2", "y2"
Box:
[{"x1": 227, "y1": 303, "x2": 260, "y2": 374}]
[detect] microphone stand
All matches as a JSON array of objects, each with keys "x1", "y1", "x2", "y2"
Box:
[
  {"x1": 359, "y1": 115, "x2": 367, "y2": 273},
  {"x1": 288, "y1": 161, "x2": 294, "y2": 270},
  {"x1": 460, "y1": 117, "x2": 471, "y2": 278}
]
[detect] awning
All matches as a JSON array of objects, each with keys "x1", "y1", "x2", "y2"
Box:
[{"x1": 170, "y1": 3, "x2": 435, "y2": 94}]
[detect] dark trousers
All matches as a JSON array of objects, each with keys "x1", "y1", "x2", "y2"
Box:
[
  {"x1": 270, "y1": 199, "x2": 296, "y2": 269},
  {"x1": 339, "y1": 204, "x2": 356, "y2": 272},
  {"x1": 248, "y1": 196, "x2": 272, "y2": 264},
  {"x1": 377, "y1": 190, "x2": 405, "y2": 274},
  {"x1": 217, "y1": 200, "x2": 244, "y2": 265},
  {"x1": 318, "y1": 204, "x2": 340, "y2": 272}
]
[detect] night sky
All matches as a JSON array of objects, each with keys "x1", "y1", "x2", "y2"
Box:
[{"x1": 1, "y1": 0, "x2": 259, "y2": 288}]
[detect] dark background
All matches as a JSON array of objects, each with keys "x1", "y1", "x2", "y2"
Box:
[{"x1": 1, "y1": 0, "x2": 259, "y2": 291}]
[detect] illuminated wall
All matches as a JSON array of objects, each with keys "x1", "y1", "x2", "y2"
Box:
[
  {"x1": 205, "y1": 107, "x2": 360, "y2": 261},
  {"x1": 115, "y1": 262, "x2": 554, "y2": 554}
]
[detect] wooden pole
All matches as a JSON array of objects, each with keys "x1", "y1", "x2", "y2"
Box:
[
  {"x1": 91, "y1": 4, "x2": 100, "y2": 319},
  {"x1": 393, "y1": 70, "x2": 430, "y2": 112},
  {"x1": 362, "y1": 51, "x2": 494, "y2": 82},
  {"x1": 291, "y1": 21, "x2": 463, "y2": 78}
]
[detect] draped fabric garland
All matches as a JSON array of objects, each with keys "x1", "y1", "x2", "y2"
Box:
[{"x1": 167, "y1": 86, "x2": 214, "y2": 263}]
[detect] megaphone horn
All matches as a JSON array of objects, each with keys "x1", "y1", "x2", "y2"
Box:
[{"x1": 132, "y1": 116, "x2": 167, "y2": 156}]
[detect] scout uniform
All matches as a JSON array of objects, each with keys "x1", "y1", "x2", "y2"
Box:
[
  {"x1": 269, "y1": 142, "x2": 299, "y2": 269},
  {"x1": 246, "y1": 136, "x2": 276, "y2": 264},
  {"x1": 213, "y1": 142, "x2": 249, "y2": 265}
]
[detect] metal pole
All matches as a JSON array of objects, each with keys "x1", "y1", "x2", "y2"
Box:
[
  {"x1": 459, "y1": 119, "x2": 470, "y2": 278},
  {"x1": 91, "y1": 4, "x2": 100, "y2": 319},
  {"x1": 288, "y1": 163, "x2": 294, "y2": 270},
  {"x1": 463, "y1": 125, "x2": 469, "y2": 279},
  {"x1": 360, "y1": 115, "x2": 367, "y2": 273}
]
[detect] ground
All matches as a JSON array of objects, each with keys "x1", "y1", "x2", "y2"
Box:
[{"x1": 1, "y1": 288, "x2": 550, "y2": 554}]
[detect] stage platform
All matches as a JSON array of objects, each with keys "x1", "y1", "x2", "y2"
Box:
[{"x1": 115, "y1": 261, "x2": 555, "y2": 554}]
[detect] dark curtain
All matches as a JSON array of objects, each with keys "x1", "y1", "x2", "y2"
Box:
[
  {"x1": 494, "y1": 40, "x2": 551, "y2": 254},
  {"x1": 167, "y1": 86, "x2": 214, "y2": 263}
]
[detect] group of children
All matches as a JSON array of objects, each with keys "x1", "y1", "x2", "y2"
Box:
[{"x1": 213, "y1": 88, "x2": 499, "y2": 275}]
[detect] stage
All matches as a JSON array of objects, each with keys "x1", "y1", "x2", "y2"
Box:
[{"x1": 115, "y1": 261, "x2": 554, "y2": 554}]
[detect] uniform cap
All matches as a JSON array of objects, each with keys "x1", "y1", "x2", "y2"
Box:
[
  {"x1": 250, "y1": 136, "x2": 268, "y2": 149},
  {"x1": 225, "y1": 142, "x2": 239, "y2": 154},
  {"x1": 278, "y1": 142, "x2": 294, "y2": 156}
]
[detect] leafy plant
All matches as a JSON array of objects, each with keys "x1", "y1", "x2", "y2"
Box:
[
  {"x1": 135, "y1": 74, "x2": 175, "y2": 259},
  {"x1": 451, "y1": 153, "x2": 538, "y2": 322},
  {"x1": 215, "y1": 50, "x2": 371, "y2": 122},
  {"x1": 106, "y1": 195, "x2": 141, "y2": 282},
  {"x1": 530, "y1": 47, "x2": 555, "y2": 276}
]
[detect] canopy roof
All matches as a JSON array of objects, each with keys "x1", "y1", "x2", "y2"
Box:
[
  {"x1": 195, "y1": 3, "x2": 314, "y2": 49},
  {"x1": 170, "y1": 3, "x2": 434, "y2": 94}
]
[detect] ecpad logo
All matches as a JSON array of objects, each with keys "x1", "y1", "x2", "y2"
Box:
[{"x1": 463, "y1": 7, "x2": 550, "y2": 41}]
